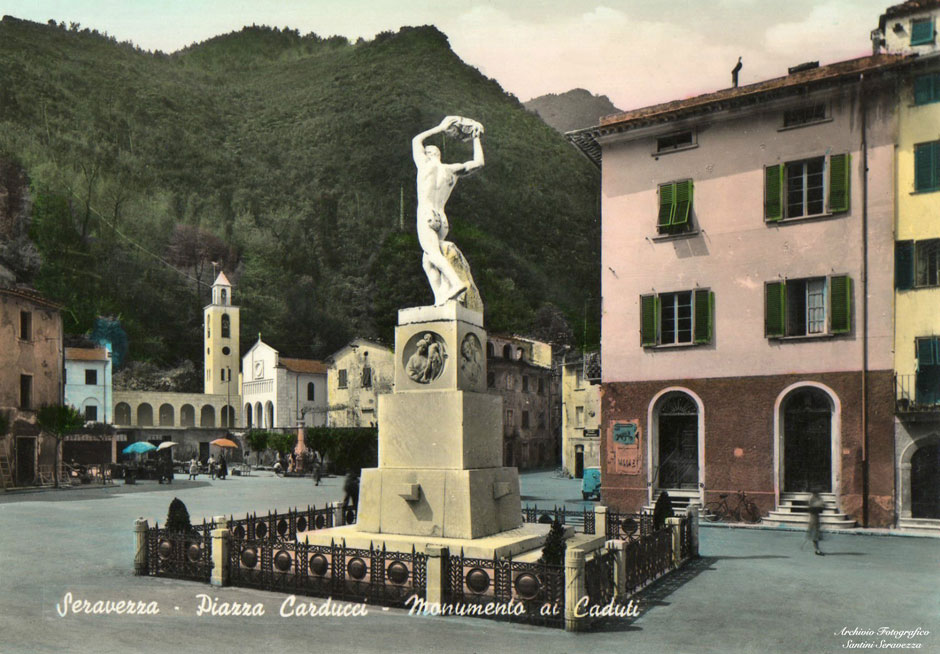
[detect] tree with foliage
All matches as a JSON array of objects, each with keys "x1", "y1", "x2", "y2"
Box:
[
  {"x1": 304, "y1": 426, "x2": 377, "y2": 474},
  {"x1": 165, "y1": 497, "x2": 193, "y2": 533},
  {"x1": 244, "y1": 429, "x2": 269, "y2": 465},
  {"x1": 35, "y1": 404, "x2": 85, "y2": 487},
  {"x1": 267, "y1": 432, "x2": 296, "y2": 460},
  {"x1": 539, "y1": 518, "x2": 567, "y2": 566}
]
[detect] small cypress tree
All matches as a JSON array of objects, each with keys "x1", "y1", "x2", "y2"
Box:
[
  {"x1": 539, "y1": 518, "x2": 567, "y2": 565},
  {"x1": 166, "y1": 497, "x2": 192, "y2": 533}
]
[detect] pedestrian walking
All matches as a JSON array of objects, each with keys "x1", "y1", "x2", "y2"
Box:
[
  {"x1": 807, "y1": 491, "x2": 825, "y2": 555},
  {"x1": 218, "y1": 455, "x2": 227, "y2": 480},
  {"x1": 342, "y1": 471, "x2": 360, "y2": 512},
  {"x1": 313, "y1": 452, "x2": 322, "y2": 487},
  {"x1": 208, "y1": 455, "x2": 217, "y2": 480},
  {"x1": 188, "y1": 458, "x2": 199, "y2": 480}
]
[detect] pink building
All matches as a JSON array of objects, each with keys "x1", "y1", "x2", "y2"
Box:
[{"x1": 569, "y1": 55, "x2": 910, "y2": 528}]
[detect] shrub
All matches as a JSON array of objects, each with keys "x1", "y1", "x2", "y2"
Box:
[
  {"x1": 539, "y1": 518, "x2": 567, "y2": 565},
  {"x1": 166, "y1": 497, "x2": 192, "y2": 533}
]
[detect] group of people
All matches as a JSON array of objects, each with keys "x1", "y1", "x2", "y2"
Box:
[{"x1": 184, "y1": 455, "x2": 228, "y2": 480}]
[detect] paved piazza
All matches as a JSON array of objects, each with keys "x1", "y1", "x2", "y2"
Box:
[{"x1": 0, "y1": 471, "x2": 936, "y2": 654}]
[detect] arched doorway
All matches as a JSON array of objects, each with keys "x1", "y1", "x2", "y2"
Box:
[
  {"x1": 782, "y1": 387, "x2": 832, "y2": 492},
  {"x1": 265, "y1": 401, "x2": 274, "y2": 428},
  {"x1": 911, "y1": 443, "x2": 940, "y2": 519},
  {"x1": 655, "y1": 392, "x2": 699, "y2": 489},
  {"x1": 244, "y1": 403, "x2": 253, "y2": 428}
]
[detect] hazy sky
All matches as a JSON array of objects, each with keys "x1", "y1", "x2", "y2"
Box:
[{"x1": 3, "y1": 1, "x2": 892, "y2": 110}]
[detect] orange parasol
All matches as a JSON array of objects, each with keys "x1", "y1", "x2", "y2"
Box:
[{"x1": 210, "y1": 438, "x2": 239, "y2": 448}]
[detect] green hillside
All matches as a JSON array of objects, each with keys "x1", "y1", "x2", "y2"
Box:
[{"x1": 0, "y1": 17, "x2": 600, "y2": 368}]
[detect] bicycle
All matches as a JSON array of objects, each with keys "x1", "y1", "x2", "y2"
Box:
[{"x1": 703, "y1": 490, "x2": 761, "y2": 523}]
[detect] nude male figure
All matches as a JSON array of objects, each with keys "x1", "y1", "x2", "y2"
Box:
[{"x1": 413, "y1": 116, "x2": 484, "y2": 305}]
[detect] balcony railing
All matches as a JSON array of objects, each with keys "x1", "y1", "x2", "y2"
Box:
[{"x1": 895, "y1": 373, "x2": 940, "y2": 413}]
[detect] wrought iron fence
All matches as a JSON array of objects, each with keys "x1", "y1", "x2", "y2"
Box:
[
  {"x1": 605, "y1": 511, "x2": 656, "y2": 541},
  {"x1": 229, "y1": 539, "x2": 425, "y2": 607},
  {"x1": 521, "y1": 505, "x2": 594, "y2": 534},
  {"x1": 620, "y1": 527, "x2": 674, "y2": 595},
  {"x1": 142, "y1": 526, "x2": 212, "y2": 581},
  {"x1": 227, "y1": 505, "x2": 338, "y2": 542},
  {"x1": 583, "y1": 548, "x2": 617, "y2": 619},
  {"x1": 444, "y1": 551, "x2": 565, "y2": 628}
]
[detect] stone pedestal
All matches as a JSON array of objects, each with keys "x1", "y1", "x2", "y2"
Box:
[{"x1": 303, "y1": 301, "x2": 536, "y2": 555}]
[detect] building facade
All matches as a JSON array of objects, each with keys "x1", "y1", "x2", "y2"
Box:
[
  {"x1": 486, "y1": 334, "x2": 556, "y2": 470},
  {"x1": 0, "y1": 287, "x2": 63, "y2": 487},
  {"x1": 241, "y1": 338, "x2": 328, "y2": 429},
  {"x1": 560, "y1": 352, "x2": 601, "y2": 478},
  {"x1": 204, "y1": 272, "x2": 240, "y2": 397},
  {"x1": 570, "y1": 52, "x2": 909, "y2": 526},
  {"x1": 326, "y1": 339, "x2": 394, "y2": 427},
  {"x1": 65, "y1": 346, "x2": 112, "y2": 423},
  {"x1": 877, "y1": 0, "x2": 940, "y2": 528}
]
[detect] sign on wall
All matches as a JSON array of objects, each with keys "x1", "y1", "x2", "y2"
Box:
[{"x1": 607, "y1": 420, "x2": 642, "y2": 475}]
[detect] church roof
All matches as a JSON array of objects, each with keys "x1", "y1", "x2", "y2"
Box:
[
  {"x1": 213, "y1": 271, "x2": 231, "y2": 287},
  {"x1": 279, "y1": 357, "x2": 328, "y2": 374}
]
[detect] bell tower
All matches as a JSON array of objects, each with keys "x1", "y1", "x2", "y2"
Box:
[{"x1": 204, "y1": 272, "x2": 240, "y2": 395}]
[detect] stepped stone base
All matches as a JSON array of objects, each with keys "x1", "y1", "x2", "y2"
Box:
[
  {"x1": 357, "y1": 466, "x2": 522, "y2": 540},
  {"x1": 763, "y1": 492, "x2": 856, "y2": 528},
  {"x1": 301, "y1": 522, "x2": 554, "y2": 560},
  {"x1": 897, "y1": 518, "x2": 940, "y2": 533}
]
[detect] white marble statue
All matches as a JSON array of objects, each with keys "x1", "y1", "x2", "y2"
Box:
[{"x1": 413, "y1": 116, "x2": 484, "y2": 306}]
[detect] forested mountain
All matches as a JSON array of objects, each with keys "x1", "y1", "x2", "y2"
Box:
[
  {"x1": 525, "y1": 88, "x2": 621, "y2": 133},
  {"x1": 0, "y1": 17, "x2": 600, "y2": 370}
]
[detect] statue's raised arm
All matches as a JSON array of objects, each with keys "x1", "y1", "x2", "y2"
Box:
[{"x1": 413, "y1": 116, "x2": 485, "y2": 310}]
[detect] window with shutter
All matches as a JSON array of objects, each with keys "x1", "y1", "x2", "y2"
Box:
[
  {"x1": 914, "y1": 141, "x2": 940, "y2": 192},
  {"x1": 766, "y1": 275, "x2": 852, "y2": 338},
  {"x1": 914, "y1": 74, "x2": 940, "y2": 105},
  {"x1": 656, "y1": 180, "x2": 694, "y2": 234},
  {"x1": 641, "y1": 289, "x2": 713, "y2": 347},
  {"x1": 915, "y1": 239, "x2": 940, "y2": 287},
  {"x1": 766, "y1": 154, "x2": 851, "y2": 221},
  {"x1": 896, "y1": 241, "x2": 915, "y2": 291},
  {"x1": 911, "y1": 18, "x2": 935, "y2": 46}
]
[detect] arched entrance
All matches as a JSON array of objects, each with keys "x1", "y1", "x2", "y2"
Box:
[
  {"x1": 911, "y1": 443, "x2": 940, "y2": 519},
  {"x1": 782, "y1": 387, "x2": 832, "y2": 492},
  {"x1": 654, "y1": 392, "x2": 699, "y2": 490}
]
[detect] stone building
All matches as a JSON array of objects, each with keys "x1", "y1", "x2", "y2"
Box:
[
  {"x1": 326, "y1": 338, "x2": 393, "y2": 427},
  {"x1": 486, "y1": 334, "x2": 556, "y2": 469},
  {"x1": 560, "y1": 352, "x2": 601, "y2": 478},
  {"x1": 64, "y1": 346, "x2": 112, "y2": 423},
  {"x1": 0, "y1": 286, "x2": 63, "y2": 487},
  {"x1": 241, "y1": 337, "x2": 328, "y2": 429},
  {"x1": 569, "y1": 38, "x2": 914, "y2": 527}
]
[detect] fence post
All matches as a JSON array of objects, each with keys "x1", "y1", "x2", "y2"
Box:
[
  {"x1": 210, "y1": 515, "x2": 231, "y2": 587},
  {"x1": 424, "y1": 545, "x2": 449, "y2": 606},
  {"x1": 687, "y1": 505, "x2": 700, "y2": 557},
  {"x1": 332, "y1": 501, "x2": 346, "y2": 526},
  {"x1": 606, "y1": 539, "x2": 627, "y2": 599},
  {"x1": 134, "y1": 518, "x2": 149, "y2": 575},
  {"x1": 564, "y1": 547, "x2": 587, "y2": 632},
  {"x1": 594, "y1": 505, "x2": 608, "y2": 538},
  {"x1": 666, "y1": 517, "x2": 682, "y2": 566}
]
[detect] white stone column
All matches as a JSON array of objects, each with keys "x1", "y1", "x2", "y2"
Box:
[
  {"x1": 564, "y1": 547, "x2": 587, "y2": 632},
  {"x1": 606, "y1": 539, "x2": 627, "y2": 599},
  {"x1": 424, "y1": 545, "x2": 449, "y2": 606},
  {"x1": 210, "y1": 515, "x2": 230, "y2": 587},
  {"x1": 687, "y1": 505, "x2": 700, "y2": 557},
  {"x1": 666, "y1": 516, "x2": 682, "y2": 566},
  {"x1": 134, "y1": 518, "x2": 149, "y2": 575},
  {"x1": 332, "y1": 501, "x2": 345, "y2": 526},
  {"x1": 594, "y1": 505, "x2": 608, "y2": 538}
]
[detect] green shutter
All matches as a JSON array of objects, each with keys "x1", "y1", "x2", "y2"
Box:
[
  {"x1": 765, "y1": 282, "x2": 786, "y2": 337},
  {"x1": 764, "y1": 165, "x2": 783, "y2": 222},
  {"x1": 914, "y1": 74, "x2": 938, "y2": 105},
  {"x1": 673, "y1": 180, "x2": 693, "y2": 226},
  {"x1": 641, "y1": 294, "x2": 657, "y2": 346},
  {"x1": 911, "y1": 18, "x2": 935, "y2": 46},
  {"x1": 914, "y1": 142, "x2": 940, "y2": 192},
  {"x1": 896, "y1": 241, "x2": 915, "y2": 290},
  {"x1": 658, "y1": 183, "x2": 676, "y2": 229},
  {"x1": 829, "y1": 275, "x2": 852, "y2": 334},
  {"x1": 828, "y1": 153, "x2": 850, "y2": 213},
  {"x1": 693, "y1": 289, "x2": 713, "y2": 344},
  {"x1": 917, "y1": 338, "x2": 937, "y2": 366}
]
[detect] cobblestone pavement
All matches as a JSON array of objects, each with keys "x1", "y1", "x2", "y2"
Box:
[{"x1": 0, "y1": 471, "x2": 936, "y2": 654}]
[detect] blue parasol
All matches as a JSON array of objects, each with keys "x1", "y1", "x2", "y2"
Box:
[{"x1": 122, "y1": 441, "x2": 157, "y2": 455}]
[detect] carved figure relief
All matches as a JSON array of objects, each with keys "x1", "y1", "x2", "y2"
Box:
[
  {"x1": 404, "y1": 332, "x2": 447, "y2": 384},
  {"x1": 460, "y1": 333, "x2": 483, "y2": 386}
]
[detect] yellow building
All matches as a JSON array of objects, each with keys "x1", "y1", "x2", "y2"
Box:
[
  {"x1": 560, "y1": 353, "x2": 600, "y2": 478},
  {"x1": 326, "y1": 339, "x2": 393, "y2": 427},
  {"x1": 204, "y1": 272, "x2": 240, "y2": 397},
  {"x1": 881, "y1": 0, "x2": 940, "y2": 527}
]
